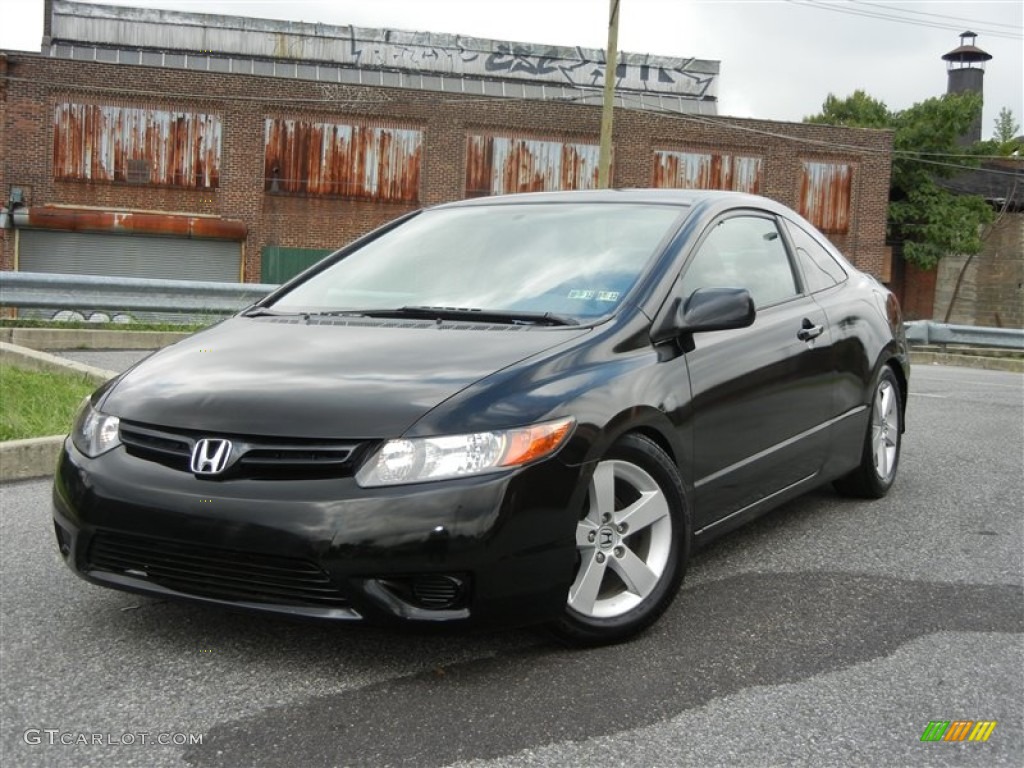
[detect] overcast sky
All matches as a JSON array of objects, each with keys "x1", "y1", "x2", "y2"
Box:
[{"x1": 2, "y1": 1, "x2": 1021, "y2": 136}]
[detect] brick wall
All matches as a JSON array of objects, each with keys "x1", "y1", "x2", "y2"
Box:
[
  {"x1": 898, "y1": 259, "x2": 939, "y2": 321},
  {"x1": 0, "y1": 53, "x2": 894, "y2": 282}
]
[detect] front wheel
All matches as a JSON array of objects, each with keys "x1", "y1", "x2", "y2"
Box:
[
  {"x1": 834, "y1": 365, "x2": 903, "y2": 498},
  {"x1": 548, "y1": 433, "x2": 690, "y2": 646}
]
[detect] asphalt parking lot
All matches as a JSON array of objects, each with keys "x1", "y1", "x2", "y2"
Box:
[{"x1": 1, "y1": 363, "x2": 1021, "y2": 768}]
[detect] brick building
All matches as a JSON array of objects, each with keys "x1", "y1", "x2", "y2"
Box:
[{"x1": 0, "y1": 0, "x2": 893, "y2": 290}]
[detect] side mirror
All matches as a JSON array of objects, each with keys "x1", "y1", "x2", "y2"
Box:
[
  {"x1": 679, "y1": 287, "x2": 756, "y2": 333},
  {"x1": 652, "y1": 287, "x2": 756, "y2": 343}
]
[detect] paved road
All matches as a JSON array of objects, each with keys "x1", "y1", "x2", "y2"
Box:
[
  {"x1": 56, "y1": 349, "x2": 156, "y2": 373},
  {"x1": 2, "y1": 364, "x2": 1021, "y2": 768}
]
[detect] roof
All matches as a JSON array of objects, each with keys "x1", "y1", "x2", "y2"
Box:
[
  {"x1": 47, "y1": 0, "x2": 720, "y2": 115},
  {"x1": 941, "y1": 44, "x2": 993, "y2": 63},
  {"x1": 937, "y1": 159, "x2": 1024, "y2": 211}
]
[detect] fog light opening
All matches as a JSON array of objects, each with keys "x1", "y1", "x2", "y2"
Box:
[
  {"x1": 379, "y1": 574, "x2": 470, "y2": 611},
  {"x1": 54, "y1": 522, "x2": 72, "y2": 558},
  {"x1": 411, "y1": 574, "x2": 466, "y2": 609}
]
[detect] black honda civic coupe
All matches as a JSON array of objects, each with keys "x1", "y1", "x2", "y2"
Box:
[{"x1": 53, "y1": 189, "x2": 909, "y2": 645}]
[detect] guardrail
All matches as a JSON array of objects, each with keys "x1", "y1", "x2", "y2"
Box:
[
  {"x1": 0, "y1": 271, "x2": 278, "y2": 315},
  {"x1": 2, "y1": 272, "x2": 1023, "y2": 350},
  {"x1": 904, "y1": 320, "x2": 1024, "y2": 350}
]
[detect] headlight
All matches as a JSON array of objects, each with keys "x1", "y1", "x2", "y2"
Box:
[
  {"x1": 70, "y1": 397, "x2": 121, "y2": 458},
  {"x1": 356, "y1": 417, "x2": 575, "y2": 487}
]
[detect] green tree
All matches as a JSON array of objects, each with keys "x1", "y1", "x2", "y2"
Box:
[
  {"x1": 992, "y1": 107, "x2": 1019, "y2": 143},
  {"x1": 806, "y1": 90, "x2": 891, "y2": 129},
  {"x1": 805, "y1": 90, "x2": 994, "y2": 269}
]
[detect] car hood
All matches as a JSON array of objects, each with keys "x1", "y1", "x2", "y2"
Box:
[{"x1": 100, "y1": 317, "x2": 589, "y2": 438}]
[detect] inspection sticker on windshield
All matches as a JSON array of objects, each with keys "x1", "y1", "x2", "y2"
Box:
[{"x1": 568, "y1": 290, "x2": 620, "y2": 302}]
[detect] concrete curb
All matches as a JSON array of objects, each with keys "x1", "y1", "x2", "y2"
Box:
[
  {"x1": 0, "y1": 327, "x2": 190, "y2": 350},
  {"x1": 909, "y1": 350, "x2": 1024, "y2": 373},
  {"x1": 0, "y1": 435, "x2": 66, "y2": 483},
  {"x1": 1, "y1": 342, "x2": 121, "y2": 481},
  {"x1": 0, "y1": 341, "x2": 120, "y2": 385}
]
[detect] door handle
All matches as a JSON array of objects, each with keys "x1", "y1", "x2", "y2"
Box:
[{"x1": 798, "y1": 318, "x2": 824, "y2": 341}]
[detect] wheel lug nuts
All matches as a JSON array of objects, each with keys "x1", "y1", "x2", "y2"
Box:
[
  {"x1": 616, "y1": 524, "x2": 627, "y2": 534},
  {"x1": 614, "y1": 546, "x2": 624, "y2": 557},
  {"x1": 596, "y1": 552, "x2": 606, "y2": 563},
  {"x1": 602, "y1": 513, "x2": 611, "y2": 523},
  {"x1": 587, "y1": 531, "x2": 596, "y2": 543}
]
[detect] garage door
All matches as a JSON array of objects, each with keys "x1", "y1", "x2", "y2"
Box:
[
  {"x1": 17, "y1": 230, "x2": 242, "y2": 322},
  {"x1": 18, "y1": 230, "x2": 241, "y2": 282}
]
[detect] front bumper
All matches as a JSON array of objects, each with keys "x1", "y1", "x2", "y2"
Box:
[{"x1": 52, "y1": 439, "x2": 583, "y2": 629}]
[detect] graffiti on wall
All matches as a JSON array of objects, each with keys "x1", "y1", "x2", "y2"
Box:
[
  {"x1": 51, "y1": 2, "x2": 718, "y2": 102},
  {"x1": 800, "y1": 161, "x2": 852, "y2": 234},
  {"x1": 53, "y1": 103, "x2": 221, "y2": 187},
  {"x1": 653, "y1": 150, "x2": 762, "y2": 194},
  {"x1": 466, "y1": 134, "x2": 601, "y2": 196},
  {"x1": 351, "y1": 33, "x2": 717, "y2": 97},
  {"x1": 264, "y1": 118, "x2": 422, "y2": 201}
]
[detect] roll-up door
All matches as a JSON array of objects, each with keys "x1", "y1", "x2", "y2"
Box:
[
  {"x1": 17, "y1": 230, "x2": 242, "y2": 322},
  {"x1": 18, "y1": 230, "x2": 240, "y2": 282}
]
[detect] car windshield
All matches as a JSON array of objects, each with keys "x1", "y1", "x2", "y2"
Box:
[{"x1": 269, "y1": 202, "x2": 686, "y2": 320}]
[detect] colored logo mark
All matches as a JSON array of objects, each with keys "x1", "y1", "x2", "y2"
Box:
[{"x1": 920, "y1": 720, "x2": 997, "y2": 742}]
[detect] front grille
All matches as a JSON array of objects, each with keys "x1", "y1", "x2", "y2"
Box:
[
  {"x1": 119, "y1": 421, "x2": 367, "y2": 478},
  {"x1": 87, "y1": 531, "x2": 349, "y2": 608}
]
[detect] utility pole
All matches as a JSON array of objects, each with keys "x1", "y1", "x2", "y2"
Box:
[{"x1": 597, "y1": 0, "x2": 620, "y2": 188}]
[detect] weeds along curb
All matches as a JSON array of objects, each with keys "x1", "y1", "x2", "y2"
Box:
[
  {"x1": 908, "y1": 350, "x2": 1024, "y2": 373},
  {"x1": 0, "y1": 327, "x2": 190, "y2": 351},
  {"x1": 1, "y1": 343, "x2": 119, "y2": 482},
  {"x1": 0, "y1": 342, "x2": 119, "y2": 385}
]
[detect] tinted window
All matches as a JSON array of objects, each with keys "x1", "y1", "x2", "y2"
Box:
[
  {"x1": 784, "y1": 220, "x2": 847, "y2": 292},
  {"x1": 272, "y1": 203, "x2": 684, "y2": 319},
  {"x1": 680, "y1": 215, "x2": 798, "y2": 308}
]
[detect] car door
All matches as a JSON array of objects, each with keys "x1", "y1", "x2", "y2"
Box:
[{"x1": 678, "y1": 211, "x2": 835, "y2": 532}]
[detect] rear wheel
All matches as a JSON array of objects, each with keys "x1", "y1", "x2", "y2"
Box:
[
  {"x1": 549, "y1": 433, "x2": 689, "y2": 646},
  {"x1": 835, "y1": 365, "x2": 903, "y2": 498}
]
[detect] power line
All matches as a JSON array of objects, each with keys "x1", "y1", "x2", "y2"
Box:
[
  {"x1": 852, "y1": 0, "x2": 1022, "y2": 31},
  {"x1": 783, "y1": 0, "x2": 1022, "y2": 40}
]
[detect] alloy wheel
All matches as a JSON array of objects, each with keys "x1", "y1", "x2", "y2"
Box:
[
  {"x1": 872, "y1": 379, "x2": 899, "y2": 482},
  {"x1": 569, "y1": 459, "x2": 673, "y2": 619}
]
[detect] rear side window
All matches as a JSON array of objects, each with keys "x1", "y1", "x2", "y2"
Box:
[
  {"x1": 680, "y1": 215, "x2": 798, "y2": 309},
  {"x1": 784, "y1": 220, "x2": 847, "y2": 293}
]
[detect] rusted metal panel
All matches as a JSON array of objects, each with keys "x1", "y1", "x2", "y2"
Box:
[
  {"x1": 17, "y1": 207, "x2": 246, "y2": 240},
  {"x1": 53, "y1": 103, "x2": 221, "y2": 187},
  {"x1": 799, "y1": 161, "x2": 852, "y2": 234},
  {"x1": 465, "y1": 135, "x2": 495, "y2": 198},
  {"x1": 264, "y1": 118, "x2": 421, "y2": 201},
  {"x1": 653, "y1": 151, "x2": 761, "y2": 194},
  {"x1": 465, "y1": 134, "x2": 600, "y2": 196}
]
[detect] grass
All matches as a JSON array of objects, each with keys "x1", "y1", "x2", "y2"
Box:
[
  {"x1": 0, "y1": 366, "x2": 97, "y2": 441},
  {"x1": 1, "y1": 318, "x2": 212, "y2": 332}
]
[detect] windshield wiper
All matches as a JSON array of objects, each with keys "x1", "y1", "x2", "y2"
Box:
[
  {"x1": 360, "y1": 306, "x2": 578, "y2": 326},
  {"x1": 249, "y1": 306, "x2": 578, "y2": 326},
  {"x1": 241, "y1": 307, "x2": 301, "y2": 318}
]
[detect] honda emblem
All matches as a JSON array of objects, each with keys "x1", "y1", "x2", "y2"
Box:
[{"x1": 190, "y1": 438, "x2": 232, "y2": 475}]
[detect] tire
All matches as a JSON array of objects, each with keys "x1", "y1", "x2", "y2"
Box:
[
  {"x1": 834, "y1": 365, "x2": 903, "y2": 499},
  {"x1": 548, "y1": 433, "x2": 690, "y2": 646}
]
